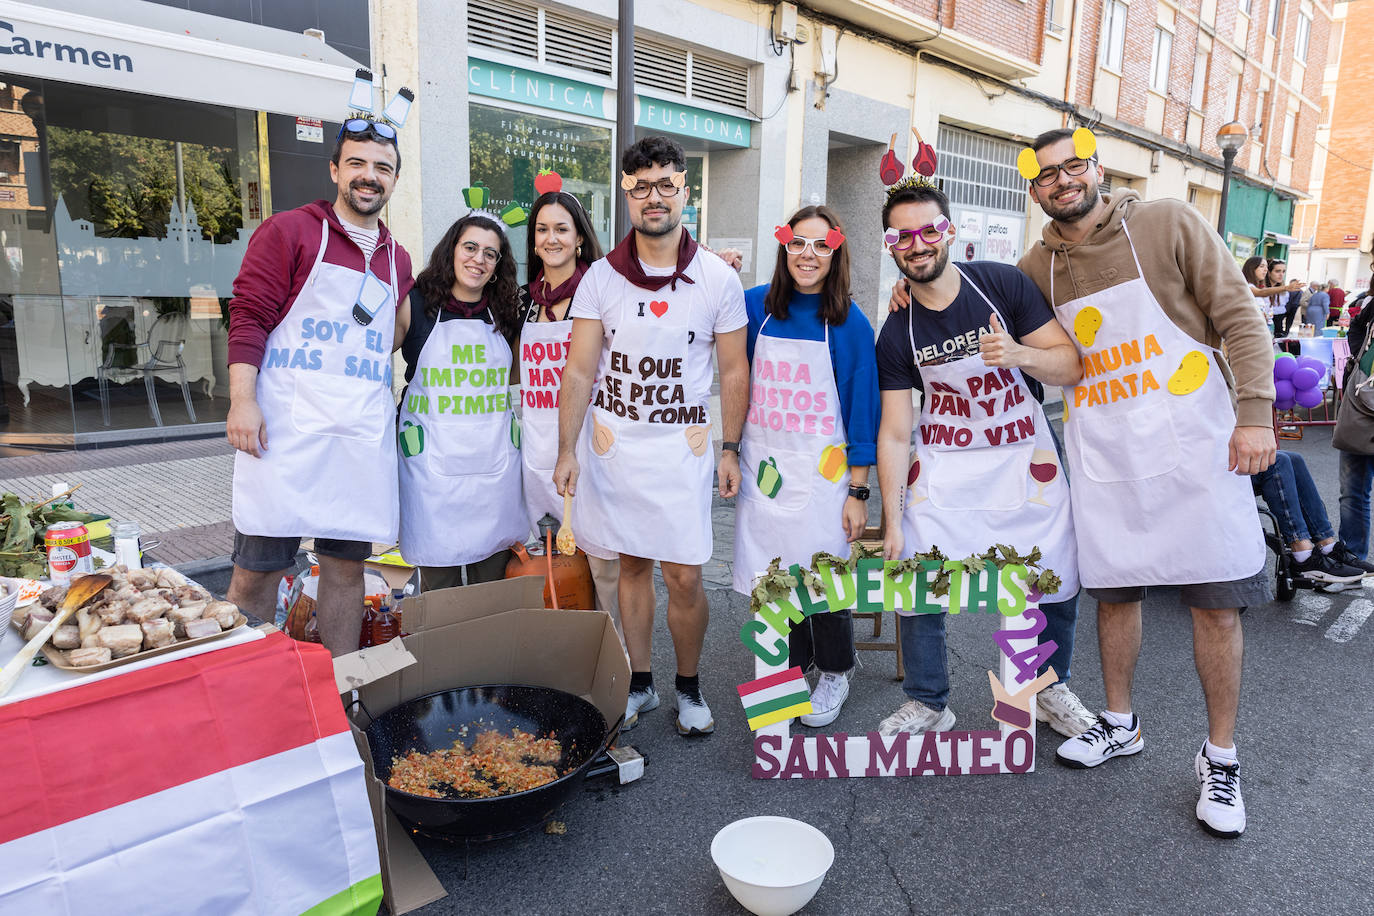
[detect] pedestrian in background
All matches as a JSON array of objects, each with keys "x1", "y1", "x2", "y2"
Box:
[
  {"x1": 1266, "y1": 260, "x2": 1301, "y2": 336},
  {"x1": 1306, "y1": 281, "x2": 1330, "y2": 330},
  {"x1": 1328, "y1": 280, "x2": 1346, "y2": 326}
]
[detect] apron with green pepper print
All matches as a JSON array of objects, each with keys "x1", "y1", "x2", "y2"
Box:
[
  {"x1": 398, "y1": 311, "x2": 526, "y2": 566},
  {"x1": 732, "y1": 314, "x2": 850, "y2": 594}
]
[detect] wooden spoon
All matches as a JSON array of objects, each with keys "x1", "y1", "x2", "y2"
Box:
[
  {"x1": 556, "y1": 491, "x2": 577, "y2": 557},
  {"x1": 0, "y1": 573, "x2": 113, "y2": 698}
]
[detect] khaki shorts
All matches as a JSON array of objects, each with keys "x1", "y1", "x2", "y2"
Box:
[{"x1": 1085, "y1": 568, "x2": 1270, "y2": 610}]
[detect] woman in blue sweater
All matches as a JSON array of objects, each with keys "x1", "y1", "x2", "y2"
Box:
[{"x1": 734, "y1": 205, "x2": 880, "y2": 727}]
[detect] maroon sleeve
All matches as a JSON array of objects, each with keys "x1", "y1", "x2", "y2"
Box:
[
  {"x1": 227, "y1": 218, "x2": 299, "y2": 367},
  {"x1": 394, "y1": 244, "x2": 416, "y2": 304}
]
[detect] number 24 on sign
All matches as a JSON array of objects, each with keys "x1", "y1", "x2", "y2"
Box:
[{"x1": 995, "y1": 603, "x2": 1057, "y2": 683}]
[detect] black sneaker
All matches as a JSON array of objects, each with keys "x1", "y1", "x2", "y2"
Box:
[
  {"x1": 1328, "y1": 543, "x2": 1374, "y2": 577},
  {"x1": 1292, "y1": 551, "x2": 1365, "y2": 585}
]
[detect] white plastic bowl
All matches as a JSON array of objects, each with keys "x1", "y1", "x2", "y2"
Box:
[{"x1": 711, "y1": 816, "x2": 835, "y2": 916}]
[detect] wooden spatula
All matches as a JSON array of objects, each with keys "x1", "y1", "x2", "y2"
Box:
[
  {"x1": 556, "y1": 491, "x2": 577, "y2": 556},
  {"x1": 0, "y1": 573, "x2": 113, "y2": 698}
]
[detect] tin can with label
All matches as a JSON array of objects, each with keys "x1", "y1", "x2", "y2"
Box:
[{"x1": 45, "y1": 521, "x2": 94, "y2": 585}]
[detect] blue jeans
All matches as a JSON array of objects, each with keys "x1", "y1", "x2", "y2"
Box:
[
  {"x1": 1255, "y1": 451, "x2": 1334, "y2": 545},
  {"x1": 898, "y1": 591, "x2": 1079, "y2": 711},
  {"x1": 1338, "y1": 451, "x2": 1374, "y2": 559}
]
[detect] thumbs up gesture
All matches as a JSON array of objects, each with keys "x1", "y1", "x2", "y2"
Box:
[{"x1": 978, "y1": 313, "x2": 1025, "y2": 368}]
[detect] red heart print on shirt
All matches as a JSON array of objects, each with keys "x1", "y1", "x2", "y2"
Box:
[{"x1": 649, "y1": 301, "x2": 669, "y2": 317}]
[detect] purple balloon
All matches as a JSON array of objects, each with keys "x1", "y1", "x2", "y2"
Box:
[
  {"x1": 1297, "y1": 356, "x2": 1327, "y2": 375},
  {"x1": 1274, "y1": 354, "x2": 1298, "y2": 380},
  {"x1": 1274, "y1": 379, "x2": 1295, "y2": 403},
  {"x1": 1291, "y1": 366, "x2": 1321, "y2": 390},
  {"x1": 1296, "y1": 386, "x2": 1325, "y2": 409}
]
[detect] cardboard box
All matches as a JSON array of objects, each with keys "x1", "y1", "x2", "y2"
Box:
[{"x1": 335, "y1": 576, "x2": 630, "y2": 915}]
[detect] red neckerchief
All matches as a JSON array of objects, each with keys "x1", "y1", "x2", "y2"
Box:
[
  {"x1": 604, "y1": 228, "x2": 699, "y2": 291},
  {"x1": 530, "y1": 262, "x2": 588, "y2": 320},
  {"x1": 443, "y1": 291, "x2": 489, "y2": 318}
]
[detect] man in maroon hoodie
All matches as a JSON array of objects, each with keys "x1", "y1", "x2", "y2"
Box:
[{"x1": 224, "y1": 121, "x2": 414, "y2": 655}]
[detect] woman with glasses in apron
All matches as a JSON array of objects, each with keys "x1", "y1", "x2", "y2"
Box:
[
  {"x1": 734, "y1": 205, "x2": 880, "y2": 727},
  {"x1": 397, "y1": 212, "x2": 527, "y2": 590}
]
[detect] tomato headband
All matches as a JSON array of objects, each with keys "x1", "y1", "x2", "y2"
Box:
[{"x1": 774, "y1": 224, "x2": 846, "y2": 249}]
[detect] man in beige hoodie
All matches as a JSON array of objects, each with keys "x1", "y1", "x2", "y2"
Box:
[{"x1": 1017, "y1": 128, "x2": 1275, "y2": 839}]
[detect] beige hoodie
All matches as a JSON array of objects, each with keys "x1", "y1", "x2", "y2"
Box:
[{"x1": 1018, "y1": 190, "x2": 1276, "y2": 428}]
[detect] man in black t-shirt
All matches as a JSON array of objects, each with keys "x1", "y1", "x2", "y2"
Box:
[{"x1": 873, "y1": 180, "x2": 1092, "y2": 741}]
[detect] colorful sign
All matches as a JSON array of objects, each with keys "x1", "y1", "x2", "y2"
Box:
[{"x1": 741, "y1": 554, "x2": 1059, "y2": 779}]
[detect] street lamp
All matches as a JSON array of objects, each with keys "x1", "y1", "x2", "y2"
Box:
[{"x1": 1215, "y1": 120, "x2": 1248, "y2": 238}]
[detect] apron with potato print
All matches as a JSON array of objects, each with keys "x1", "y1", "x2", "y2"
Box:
[
  {"x1": 733, "y1": 316, "x2": 850, "y2": 594},
  {"x1": 233, "y1": 218, "x2": 399, "y2": 543},
  {"x1": 1050, "y1": 218, "x2": 1264, "y2": 588},
  {"x1": 397, "y1": 312, "x2": 527, "y2": 566},
  {"x1": 901, "y1": 265, "x2": 1079, "y2": 598},
  {"x1": 573, "y1": 267, "x2": 714, "y2": 565},
  {"x1": 519, "y1": 315, "x2": 573, "y2": 531}
]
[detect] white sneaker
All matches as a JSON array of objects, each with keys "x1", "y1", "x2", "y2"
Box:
[
  {"x1": 800, "y1": 671, "x2": 851, "y2": 728},
  {"x1": 1056, "y1": 713, "x2": 1144, "y2": 768},
  {"x1": 1195, "y1": 746, "x2": 1246, "y2": 838},
  {"x1": 623, "y1": 685, "x2": 659, "y2": 730},
  {"x1": 877, "y1": 699, "x2": 955, "y2": 737},
  {"x1": 675, "y1": 690, "x2": 714, "y2": 736},
  {"x1": 1036, "y1": 683, "x2": 1096, "y2": 737}
]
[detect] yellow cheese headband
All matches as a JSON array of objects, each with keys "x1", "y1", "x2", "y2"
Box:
[
  {"x1": 1017, "y1": 128, "x2": 1097, "y2": 181},
  {"x1": 620, "y1": 170, "x2": 687, "y2": 190}
]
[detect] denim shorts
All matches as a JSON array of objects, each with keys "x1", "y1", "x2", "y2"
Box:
[
  {"x1": 232, "y1": 532, "x2": 371, "y2": 571},
  {"x1": 1085, "y1": 568, "x2": 1271, "y2": 610}
]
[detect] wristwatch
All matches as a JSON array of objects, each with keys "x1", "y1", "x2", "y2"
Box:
[
  {"x1": 848, "y1": 485, "x2": 870, "y2": 501},
  {"x1": 721, "y1": 441, "x2": 741, "y2": 454}
]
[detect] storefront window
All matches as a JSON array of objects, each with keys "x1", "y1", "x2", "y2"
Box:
[
  {"x1": 468, "y1": 102, "x2": 612, "y2": 281},
  {"x1": 0, "y1": 76, "x2": 262, "y2": 444}
]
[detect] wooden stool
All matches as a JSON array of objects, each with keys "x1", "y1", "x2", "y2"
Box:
[{"x1": 853, "y1": 523, "x2": 904, "y2": 680}]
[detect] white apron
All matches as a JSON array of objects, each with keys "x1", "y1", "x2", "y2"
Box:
[
  {"x1": 397, "y1": 311, "x2": 526, "y2": 566},
  {"x1": 233, "y1": 219, "x2": 399, "y2": 543},
  {"x1": 573, "y1": 263, "x2": 714, "y2": 565},
  {"x1": 519, "y1": 317, "x2": 573, "y2": 530},
  {"x1": 1050, "y1": 218, "x2": 1264, "y2": 587},
  {"x1": 732, "y1": 315, "x2": 850, "y2": 593},
  {"x1": 901, "y1": 266, "x2": 1079, "y2": 597}
]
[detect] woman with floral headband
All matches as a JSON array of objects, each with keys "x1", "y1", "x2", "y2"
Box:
[
  {"x1": 732, "y1": 204, "x2": 880, "y2": 728},
  {"x1": 396, "y1": 211, "x2": 527, "y2": 590}
]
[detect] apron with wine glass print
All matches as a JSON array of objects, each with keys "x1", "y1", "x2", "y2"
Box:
[{"x1": 901, "y1": 265, "x2": 1079, "y2": 601}]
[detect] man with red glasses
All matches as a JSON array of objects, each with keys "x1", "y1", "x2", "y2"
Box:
[
  {"x1": 1017, "y1": 127, "x2": 1274, "y2": 839},
  {"x1": 226, "y1": 117, "x2": 414, "y2": 654},
  {"x1": 873, "y1": 178, "x2": 1091, "y2": 742}
]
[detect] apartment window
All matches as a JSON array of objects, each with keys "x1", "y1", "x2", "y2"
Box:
[
  {"x1": 1101, "y1": 0, "x2": 1128, "y2": 72},
  {"x1": 1240, "y1": 0, "x2": 1253, "y2": 14},
  {"x1": 1190, "y1": 51, "x2": 1208, "y2": 109},
  {"x1": 1150, "y1": 29, "x2": 1173, "y2": 93},
  {"x1": 1296, "y1": 13, "x2": 1311, "y2": 62},
  {"x1": 1329, "y1": 21, "x2": 1345, "y2": 69},
  {"x1": 1048, "y1": 0, "x2": 1066, "y2": 33},
  {"x1": 1282, "y1": 111, "x2": 1296, "y2": 157},
  {"x1": 1267, "y1": 0, "x2": 1282, "y2": 37}
]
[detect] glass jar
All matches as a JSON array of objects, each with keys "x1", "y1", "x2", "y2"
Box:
[{"x1": 113, "y1": 520, "x2": 142, "y2": 570}]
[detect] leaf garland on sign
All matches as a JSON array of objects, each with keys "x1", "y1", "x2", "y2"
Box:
[{"x1": 748, "y1": 542, "x2": 1060, "y2": 612}]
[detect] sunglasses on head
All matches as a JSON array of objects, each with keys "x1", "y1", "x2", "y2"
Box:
[
  {"x1": 336, "y1": 118, "x2": 398, "y2": 144},
  {"x1": 885, "y1": 216, "x2": 951, "y2": 251}
]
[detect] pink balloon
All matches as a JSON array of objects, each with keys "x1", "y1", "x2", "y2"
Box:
[
  {"x1": 1291, "y1": 367, "x2": 1321, "y2": 390},
  {"x1": 1274, "y1": 379, "x2": 1295, "y2": 403},
  {"x1": 1273, "y1": 354, "x2": 1298, "y2": 380},
  {"x1": 1296, "y1": 386, "x2": 1325, "y2": 409}
]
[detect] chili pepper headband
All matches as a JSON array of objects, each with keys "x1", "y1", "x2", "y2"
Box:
[
  {"x1": 461, "y1": 185, "x2": 528, "y2": 230},
  {"x1": 1017, "y1": 128, "x2": 1097, "y2": 181}
]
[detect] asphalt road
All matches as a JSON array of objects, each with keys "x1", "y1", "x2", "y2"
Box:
[
  {"x1": 385, "y1": 426, "x2": 1373, "y2": 916},
  {"x1": 188, "y1": 426, "x2": 1374, "y2": 915}
]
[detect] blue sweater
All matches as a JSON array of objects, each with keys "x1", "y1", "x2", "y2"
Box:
[{"x1": 745, "y1": 284, "x2": 880, "y2": 467}]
